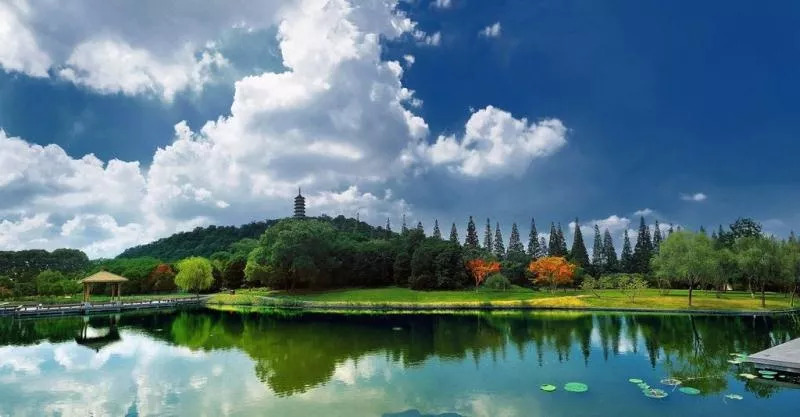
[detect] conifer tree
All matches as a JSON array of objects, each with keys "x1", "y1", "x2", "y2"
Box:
[
  {"x1": 602, "y1": 229, "x2": 618, "y2": 273},
  {"x1": 668, "y1": 224, "x2": 674, "y2": 236},
  {"x1": 449, "y1": 223, "x2": 459, "y2": 244},
  {"x1": 416, "y1": 221, "x2": 424, "y2": 235},
  {"x1": 548, "y1": 223, "x2": 559, "y2": 256},
  {"x1": 569, "y1": 218, "x2": 590, "y2": 267},
  {"x1": 401, "y1": 214, "x2": 408, "y2": 234},
  {"x1": 557, "y1": 223, "x2": 568, "y2": 256},
  {"x1": 493, "y1": 222, "x2": 505, "y2": 258},
  {"x1": 699, "y1": 225, "x2": 706, "y2": 235},
  {"x1": 385, "y1": 218, "x2": 392, "y2": 239},
  {"x1": 483, "y1": 218, "x2": 493, "y2": 251},
  {"x1": 527, "y1": 217, "x2": 540, "y2": 259},
  {"x1": 508, "y1": 223, "x2": 525, "y2": 255},
  {"x1": 632, "y1": 216, "x2": 652, "y2": 273},
  {"x1": 538, "y1": 237, "x2": 548, "y2": 257},
  {"x1": 433, "y1": 219, "x2": 442, "y2": 239},
  {"x1": 621, "y1": 229, "x2": 634, "y2": 273},
  {"x1": 591, "y1": 224, "x2": 603, "y2": 274},
  {"x1": 465, "y1": 216, "x2": 479, "y2": 248},
  {"x1": 652, "y1": 220, "x2": 662, "y2": 252},
  {"x1": 790, "y1": 231, "x2": 798, "y2": 244}
]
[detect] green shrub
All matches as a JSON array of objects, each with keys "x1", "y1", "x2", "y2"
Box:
[{"x1": 484, "y1": 273, "x2": 511, "y2": 290}]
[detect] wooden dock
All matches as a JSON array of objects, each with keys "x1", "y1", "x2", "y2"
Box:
[
  {"x1": 0, "y1": 297, "x2": 205, "y2": 318},
  {"x1": 748, "y1": 338, "x2": 800, "y2": 373}
]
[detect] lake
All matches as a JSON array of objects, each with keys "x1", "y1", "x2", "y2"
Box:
[{"x1": 1, "y1": 308, "x2": 799, "y2": 416}]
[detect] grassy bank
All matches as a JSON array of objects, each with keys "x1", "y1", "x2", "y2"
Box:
[
  {"x1": 207, "y1": 287, "x2": 800, "y2": 312},
  {"x1": 0, "y1": 292, "x2": 195, "y2": 306}
]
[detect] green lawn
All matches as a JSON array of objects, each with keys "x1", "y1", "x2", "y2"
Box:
[{"x1": 207, "y1": 287, "x2": 799, "y2": 312}]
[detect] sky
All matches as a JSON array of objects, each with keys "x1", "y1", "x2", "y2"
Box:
[{"x1": 1, "y1": 0, "x2": 800, "y2": 258}]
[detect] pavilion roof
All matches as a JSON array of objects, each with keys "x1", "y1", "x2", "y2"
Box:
[{"x1": 80, "y1": 271, "x2": 129, "y2": 284}]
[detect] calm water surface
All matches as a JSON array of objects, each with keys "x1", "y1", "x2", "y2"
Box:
[{"x1": 0, "y1": 308, "x2": 799, "y2": 416}]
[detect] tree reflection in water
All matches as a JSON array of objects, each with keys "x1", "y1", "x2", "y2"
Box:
[{"x1": 1, "y1": 309, "x2": 798, "y2": 399}]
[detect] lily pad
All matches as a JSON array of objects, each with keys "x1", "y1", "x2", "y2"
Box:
[
  {"x1": 679, "y1": 387, "x2": 701, "y2": 395},
  {"x1": 727, "y1": 359, "x2": 743, "y2": 364},
  {"x1": 540, "y1": 384, "x2": 556, "y2": 392},
  {"x1": 762, "y1": 375, "x2": 775, "y2": 379},
  {"x1": 564, "y1": 382, "x2": 589, "y2": 393},
  {"x1": 757, "y1": 370, "x2": 777, "y2": 376},
  {"x1": 644, "y1": 388, "x2": 669, "y2": 399},
  {"x1": 739, "y1": 373, "x2": 757, "y2": 380},
  {"x1": 637, "y1": 382, "x2": 650, "y2": 390},
  {"x1": 725, "y1": 394, "x2": 744, "y2": 400},
  {"x1": 660, "y1": 378, "x2": 682, "y2": 386},
  {"x1": 628, "y1": 378, "x2": 644, "y2": 384}
]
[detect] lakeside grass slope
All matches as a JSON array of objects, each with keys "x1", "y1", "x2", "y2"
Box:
[{"x1": 207, "y1": 287, "x2": 799, "y2": 312}]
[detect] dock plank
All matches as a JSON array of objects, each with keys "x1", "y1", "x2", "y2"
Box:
[{"x1": 748, "y1": 338, "x2": 800, "y2": 373}]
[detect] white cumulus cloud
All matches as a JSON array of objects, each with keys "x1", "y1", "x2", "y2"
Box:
[
  {"x1": 681, "y1": 192, "x2": 707, "y2": 202},
  {"x1": 479, "y1": 22, "x2": 502, "y2": 38}
]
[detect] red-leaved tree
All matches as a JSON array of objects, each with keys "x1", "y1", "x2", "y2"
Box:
[
  {"x1": 466, "y1": 259, "x2": 501, "y2": 290},
  {"x1": 528, "y1": 256, "x2": 576, "y2": 292}
]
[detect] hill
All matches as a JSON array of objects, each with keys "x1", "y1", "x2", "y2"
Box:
[{"x1": 116, "y1": 215, "x2": 390, "y2": 262}]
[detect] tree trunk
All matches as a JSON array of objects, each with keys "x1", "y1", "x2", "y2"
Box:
[
  {"x1": 688, "y1": 281, "x2": 693, "y2": 307},
  {"x1": 748, "y1": 278, "x2": 754, "y2": 298},
  {"x1": 761, "y1": 283, "x2": 766, "y2": 308},
  {"x1": 791, "y1": 285, "x2": 797, "y2": 307}
]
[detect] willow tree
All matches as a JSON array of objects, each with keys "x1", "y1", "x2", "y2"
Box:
[{"x1": 651, "y1": 231, "x2": 716, "y2": 306}]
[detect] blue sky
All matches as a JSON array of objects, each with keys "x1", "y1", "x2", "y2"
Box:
[{"x1": 1, "y1": 0, "x2": 799, "y2": 257}]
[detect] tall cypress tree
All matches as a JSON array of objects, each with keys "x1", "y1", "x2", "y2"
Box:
[
  {"x1": 699, "y1": 225, "x2": 706, "y2": 235},
  {"x1": 539, "y1": 237, "x2": 548, "y2": 257},
  {"x1": 668, "y1": 224, "x2": 674, "y2": 236},
  {"x1": 652, "y1": 220, "x2": 662, "y2": 252},
  {"x1": 385, "y1": 218, "x2": 392, "y2": 239},
  {"x1": 557, "y1": 223, "x2": 568, "y2": 256},
  {"x1": 401, "y1": 214, "x2": 408, "y2": 234},
  {"x1": 527, "y1": 217, "x2": 540, "y2": 259},
  {"x1": 483, "y1": 218, "x2": 493, "y2": 251},
  {"x1": 591, "y1": 224, "x2": 603, "y2": 274},
  {"x1": 433, "y1": 219, "x2": 442, "y2": 239},
  {"x1": 508, "y1": 223, "x2": 524, "y2": 256},
  {"x1": 602, "y1": 229, "x2": 617, "y2": 273},
  {"x1": 621, "y1": 229, "x2": 634, "y2": 273},
  {"x1": 449, "y1": 223, "x2": 459, "y2": 244},
  {"x1": 790, "y1": 231, "x2": 798, "y2": 244},
  {"x1": 493, "y1": 222, "x2": 506, "y2": 258},
  {"x1": 416, "y1": 221, "x2": 424, "y2": 235},
  {"x1": 569, "y1": 218, "x2": 590, "y2": 267},
  {"x1": 632, "y1": 216, "x2": 652, "y2": 273},
  {"x1": 548, "y1": 223, "x2": 559, "y2": 256},
  {"x1": 465, "y1": 216, "x2": 479, "y2": 248}
]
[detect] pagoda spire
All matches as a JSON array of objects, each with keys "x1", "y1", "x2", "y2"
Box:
[{"x1": 294, "y1": 188, "x2": 306, "y2": 218}]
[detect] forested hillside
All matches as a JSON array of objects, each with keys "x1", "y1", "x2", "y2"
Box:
[{"x1": 117, "y1": 221, "x2": 278, "y2": 261}]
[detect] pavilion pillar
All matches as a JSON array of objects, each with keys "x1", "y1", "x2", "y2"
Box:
[{"x1": 117, "y1": 283, "x2": 122, "y2": 301}]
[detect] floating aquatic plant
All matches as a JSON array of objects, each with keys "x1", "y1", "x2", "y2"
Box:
[
  {"x1": 739, "y1": 373, "x2": 757, "y2": 380},
  {"x1": 628, "y1": 378, "x2": 643, "y2": 384},
  {"x1": 660, "y1": 378, "x2": 681, "y2": 386},
  {"x1": 637, "y1": 382, "x2": 650, "y2": 390},
  {"x1": 757, "y1": 370, "x2": 777, "y2": 376},
  {"x1": 725, "y1": 394, "x2": 743, "y2": 400},
  {"x1": 540, "y1": 384, "x2": 556, "y2": 392},
  {"x1": 762, "y1": 375, "x2": 775, "y2": 379},
  {"x1": 564, "y1": 382, "x2": 589, "y2": 393},
  {"x1": 644, "y1": 388, "x2": 668, "y2": 399},
  {"x1": 679, "y1": 387, "x2": 701, "y2": 395},
  {"x1": 727, "y1": 359, "x2": 743, "y2": 364}
]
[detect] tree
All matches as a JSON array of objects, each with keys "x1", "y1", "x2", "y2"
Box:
[
  {"x1": 538, "y1": 237, "x2": 548, "y2": 258},
  {"x1": 591, "y1": 225, "x2": 603, "y2": 276},
  {"x1": 668, "y1": 224, "x2": 674, "y2": 236},
  {"x1": 432, "y1": 220, "x2": 442, "y2": 239},
  {"x1": 147, "y1": 263, "x2": 177, "y2": 292},
  {"x1": 449, "y1": 223, "x2": 459, "y2": 244},
  {"x1": 569, "y1": 219, "x2": 590, "y2": 267},
  {"x1": 735, "y1": 236, "x2": 785, "y2": 307},
  {"x1": 783, "y1": 240, "x2": 800, "y2": 306},
  {"x1": 508, "y1": 223, "x2": 524, "y2": 256},
  {"x1": 651, "y1": 231, "x2": 716, "y2": 306},
  {"x1": 699, "y1": 225, "x2": 707, "y2": 235},
  {"x1": 620, "y1": 230, "x2": 634, "y2": 273},
  {"x1": 401, "y1": 214, "x2": 408, "y2": 234},
  {"x1": 602, "y1": 229, "x2": 618, "y2": 273},
  {"x1": 527, "y1": 218, "x2": 540, "y2": 259},
  {"x1": 385, "y1": 218, "x2": 392, "y2": 239},
  {"x1": 465, "y1": 216, "x2": 479, "y2": 249},
  {"x1": 493, "y1": 222, "x2": 506, "y2": 258},
  {"x1": 466, "y1": 259, "x2": 501, "y2": 290},
  {"x1": 652, "y1": 220, "x2": 663, "y2": 252},
  {"x1": 529, "y1": 256, "x2": 576, "y2": 292},
  {"x1": 483, "y1": 218, "x2": 493, "y2": 251},
  {"x1": 175, "y1": 257, "x2": 214, "y2": 296},
  {"x1": 548, "y1": 223, "x2": 559, "y2": 256},
  {"x1": 556, "y1": 223, "x2": 568, "y2": 256},
  {"x1": 244, "y1": 219, "x2": 338, "y2": 290},
  {"x1": 416, "y1": 221, "x2": 425, "y2": 235},
  {"x1": 730, "y1": 218, "x2": 762, "y2": 240},
  {"x1": 632, "y1": 216, "x2": 653, "y2": 273},
  {"x1": 581, "y1": 276, "x2": 601, "y2": 297}
]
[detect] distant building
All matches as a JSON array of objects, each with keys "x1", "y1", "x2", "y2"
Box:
[{"x1": 294, "y1": 188, "x2": 306, "y2": 218}]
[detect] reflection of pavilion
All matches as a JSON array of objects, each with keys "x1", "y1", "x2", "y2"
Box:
[{"x1": 75, "y1": 316, "x2": 122, "y2": 352}]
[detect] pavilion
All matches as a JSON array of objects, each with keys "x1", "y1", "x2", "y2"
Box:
[{"x1": 80, "y1": 271, "x2": 129, "y2": 303}]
